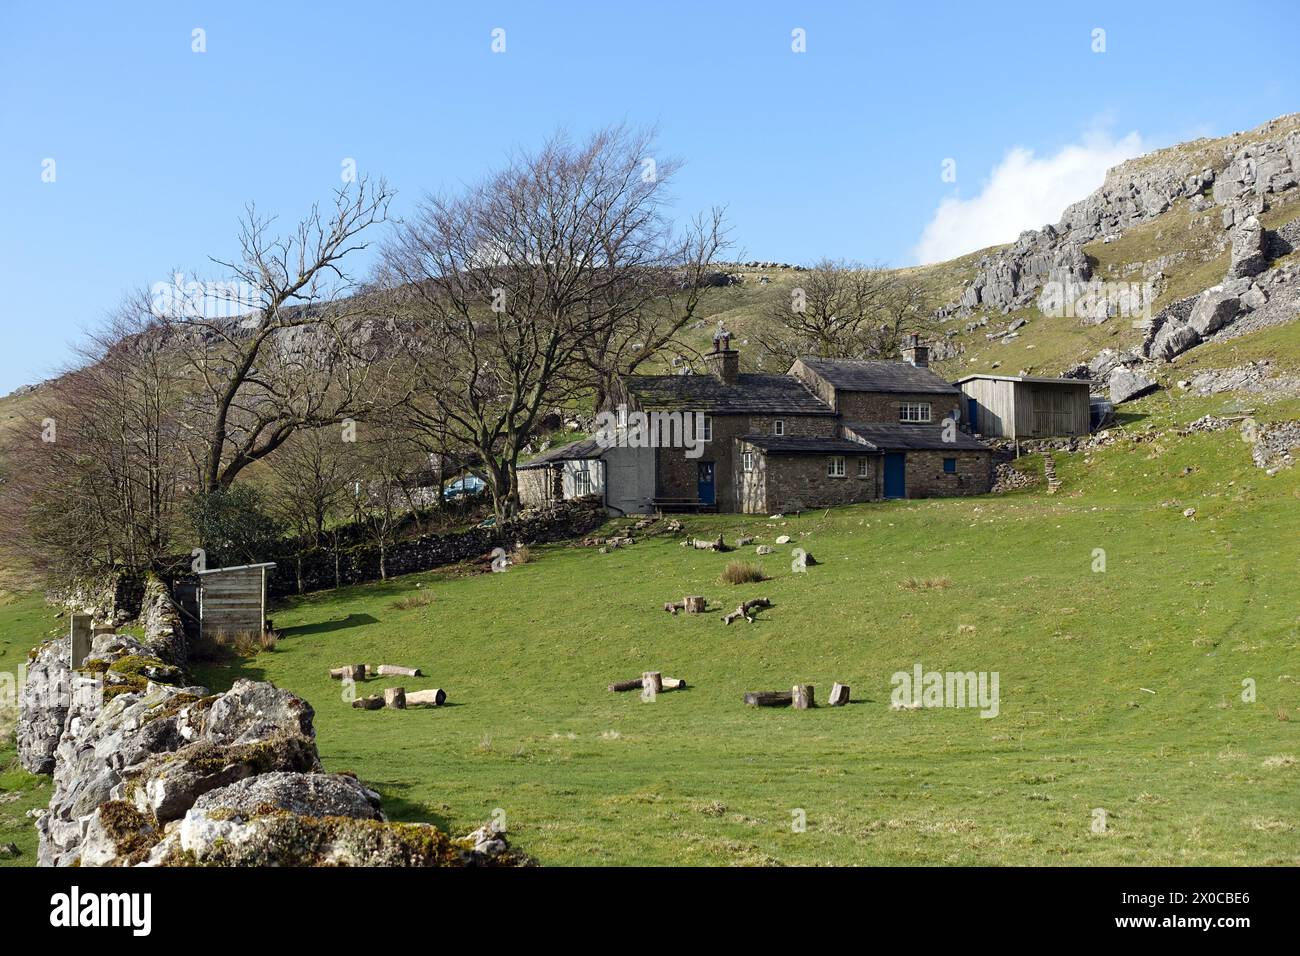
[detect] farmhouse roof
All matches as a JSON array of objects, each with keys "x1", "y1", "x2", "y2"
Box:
[
  {"x1": 626, "y1": 373, "x2": 833, "y2": 415},
  {"x1": 742, "y1": 435, "x2": 876, "y2": 455},
  {"x1": 796, "y1": 357, "x2": 959, "y2": 394},
  {"x1": 840, "y1": 422, "x2": 990, "y2": 451}
]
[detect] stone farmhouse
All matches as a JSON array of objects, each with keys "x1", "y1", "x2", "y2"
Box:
[{"x1": 521, "y1": 331, "x2": 1001, "y2": 515}]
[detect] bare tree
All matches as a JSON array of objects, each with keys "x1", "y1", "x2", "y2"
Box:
[
  {"x1": 380, "y1": 126, "x2": 714, "y2": 519},
  {"x1": 579, "y1": 207, "x2": 729, "y2": 408},
  {"x1": 157, "y1": 177, "x2": 394, "y2": 493},
  {"x1": 756, "y1": 260, "x2": 937, "y2": 369},
  {"x1": 0, "y1": 293, "x2": 190, "y2": 580}
]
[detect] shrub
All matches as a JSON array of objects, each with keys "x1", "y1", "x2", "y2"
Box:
[
  {"x1": 233, "y1": 630, "x2": 261, "y2": 657},
  {"x1": 259, "y1": 629, "x2": 279, "y2": 652},
  {"x1": 511, "y1": 544, "x2": 532, "y2": 565},
  {"x1": 390, "y1": 592, "x2": 435, "y2": 611},
  {"x1": 719, "y1": 560, "x2": 767, "y2": 585},
  {"x1": 898, "y1": 576, "x2": 952, "y2": 591},
  {"x1": 185, "y1": 485, "x2": 283, "y2": 568}
]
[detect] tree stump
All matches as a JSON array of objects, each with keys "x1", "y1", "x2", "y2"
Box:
[
  {"x1": 384, "y1": 687, "x2": 406, "y2": 709},
  {"x1": 744, "y1": 690, "x2": 793, "y2": 707},
  {"x1": 405, "y1": 688, "x2": 447, "y2": 707},
  {"x1": 330, "y1": 665, "x2": 365, "y2": 682},
  {"x1": 828, "y1": 683, "x2": 850, "y2": 706},
  {"x1": 684, "y1": 596, "x2": 706, "y2": 614},
  {"x1": 642, "y1": 671, "x2": 664, "y2": 694},
  {"x1": 792, "y1": 684, "x2": 815, "y2": 710}
]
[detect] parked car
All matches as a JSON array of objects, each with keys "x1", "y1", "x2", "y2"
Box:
[{"x1": 443, "y1": 475, "x2": 487, "y2": 501}]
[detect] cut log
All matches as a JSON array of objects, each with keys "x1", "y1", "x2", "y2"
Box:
[
  {"x1": 722, "y1": 597, "x2": 772, "y2": 625},
  {"x1": 351, "y1": 695, "x2": 384, "y2": 710},
  {"x1": 330, "y1": 665, "x2": 366, "y2": 682},
  {"x1": 642, "y1": 671, "x2": 663, "y2": 695},
  {"x1": 687, "y1": 535, "x2": 729, "y2": 552},
  {"x1": 609, "y1": 676, "x2": 686, "y2": 692},
  {"x1": 828, "y1": 683, "x2": 850, "y2": 707},
  {"x1": 405, "y1": 688, "x2": 447, "y2": 707},
  {"x1": 684, "y1": 595, "x2": 706, "y2": 614},
  {"x1": 792, "y1": 684, "x2": 815, "y2": 710},
  {"x1": 377, "y1": 664, "x2": 422, "y2": 677},
  {"x1": 744, "y1": 690, "x2": 793, "y2": 707},
  {"x1": 384, "y1": 687, "x2": 406, "y2": 709}
]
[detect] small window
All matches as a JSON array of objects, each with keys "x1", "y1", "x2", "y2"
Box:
[
  {"x1": 701, "y1": 416, "x2": 713, "y2": 442},
  {"x1": 900, "y1": 402, "x2": 932, "y2": 423},
  {"x1": 743, "y1": 452, "x2": 755, "y2": 472},
  {"x1": 943, "y1": 457, "x2": 957, "y2": 474},
  {"x1": 858, "y1": 457, "x2": 869, "y2": 477},
  {"x1": 828, "y1": 456, "x2": 845, "y2": 478},
  {"x1": 617, "y1": 406, "x2": 628, "y2": 429},
  {"x1": 774, "y1": 419, "x2": 785, "y2": 436},
  {"x1": 572, "y1": 465, "x2": 594, "y2": 497}
]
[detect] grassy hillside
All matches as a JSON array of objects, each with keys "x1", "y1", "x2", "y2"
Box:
[
  {"x1": 2, "y1": 372, "x2": 1296, "y2": 867},
  {"x1": 146, "y1": 384, "x2": 1293, "y2": 866}
]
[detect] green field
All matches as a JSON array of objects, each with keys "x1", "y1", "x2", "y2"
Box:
[{"x1": 3, "y1": 388, "x2": 1298, "y2": 868}]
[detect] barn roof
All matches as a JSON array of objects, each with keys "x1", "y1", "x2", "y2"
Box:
[
  {"x1": 840, "y1": 422, "x2": 990, "y2": 451},
  {"x1": 195, "y1": 562, "x2": 277, "y2": 576},
  {"x1": 953, "y1": 374, "x2": 1090, "y2": 386},
  {"x1": 795, "y1": 357, "x2": 959, "y2": 394},
  {"x1": 626, "y1": 373, "x2": 834, "y2": 415},
  {"x1": 742, "y1": 435, "x2": 876, "y2": 455}
]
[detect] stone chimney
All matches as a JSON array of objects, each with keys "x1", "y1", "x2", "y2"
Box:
[
  {"x1": 901, "y1": 333, "x2": 929, "y2": 368},
  {"x1": 705, "y1": 326, "x2": 740, "y2": 385}
]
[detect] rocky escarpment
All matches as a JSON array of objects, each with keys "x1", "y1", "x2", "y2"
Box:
[
  {"x1": 21, "y1": 580, "x2": 528, "y2": 867},
  {"x1": 948, "y1": 115, "x2": 1300, "y2": 323}
]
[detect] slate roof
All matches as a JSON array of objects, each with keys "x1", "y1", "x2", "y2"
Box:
[
  {"x1": 518, "y1": 437, "x2": 605, "y2": 469},
  {"x1": 840, "y1": 422, "x2": 990, "y2": 452},
  {"x1": 796, "y1": 357, "x2": 960, "y2": 394},
  {"x1": 741, "y1": 435, "x2": 875, "y2": 455},
  {"x1": 626, "y1": 373, "x2": 834, "y2": 415}
]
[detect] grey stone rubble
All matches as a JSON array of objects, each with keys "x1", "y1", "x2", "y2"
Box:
[
  {"x1": 1187, "y1": 362, "x2": 1300, "y2": 399},
  {"x1": 20, "y1": 580, "x2": 528, "y2": 867}
]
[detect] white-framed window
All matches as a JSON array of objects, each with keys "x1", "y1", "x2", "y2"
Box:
[
  {"x1": 571, "y1": 465, "x2": 594, "y2": 498},
  {"x1": 774, "y1": 419, "x2": 785, "y2": 436},
  {"x1": 900, "y1": 402, "x2": 932, "y2": 423},
  {"x1": 827, "y1": 456, "x2": 845, "y2": 478},
  {"x1": 742, "y1": 451, "x2": 755, "y2": 472},
  {"x1": 701, "y1": 415, "x2": 713, "y2": 441},
  {"x1": 858, "y1": 457, "x2": 869, "y2": 477}
]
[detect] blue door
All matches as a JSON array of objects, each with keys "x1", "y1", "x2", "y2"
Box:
[
  {"x1": 967, "y1": 398, "x2": 979, "y2": 433},
  {"x1": 697, "y1": 462, "x2": 716, "y2": 505},
  {"x1": 883, "y1": 453, "x2": 906, "y2": 499}
]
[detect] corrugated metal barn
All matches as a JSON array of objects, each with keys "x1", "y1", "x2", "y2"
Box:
[
  {"x1": 195, "y1": 562, "x2": 275, "y2": 639},
  {"x1": 956, "y1": 375, "x2": 1091, "y2": 439}
]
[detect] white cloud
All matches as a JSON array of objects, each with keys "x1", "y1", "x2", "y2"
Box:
[{"x1": 911, "y1": 131, "x2": 1146, "y2": 265}]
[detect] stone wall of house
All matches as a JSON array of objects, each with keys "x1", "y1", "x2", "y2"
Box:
[
  {"x1": 517, "y1": 468, "x2": 561, "y2": 509},
  {"x1": 737, "y1": 444, "x2": 879, "y2": 513},
  {"x1": 836, "y1": 391, "x2": 964, "y2": 425},
  {"x1": 655, "y1": 413, "x2": 834, "y2": 510},
  {"x1": 900, "y1": 450, "x2": 993, "y2": 497}
]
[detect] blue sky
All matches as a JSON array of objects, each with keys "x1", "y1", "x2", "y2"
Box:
[{"x1": 2, "y1": 0, "x2": 1297, "y2": 393}]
